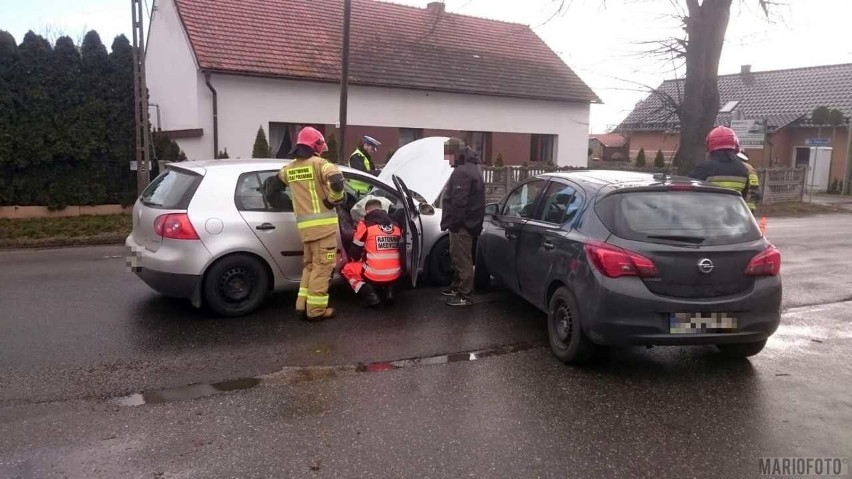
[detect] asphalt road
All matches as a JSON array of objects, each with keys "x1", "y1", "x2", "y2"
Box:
[{"x1": 1, "y1": 214, "x2": 851, "y2": 477}]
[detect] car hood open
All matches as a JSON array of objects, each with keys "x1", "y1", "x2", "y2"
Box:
[{"x1": 378, "y1": 137, "x2": 452, "y2": 205}]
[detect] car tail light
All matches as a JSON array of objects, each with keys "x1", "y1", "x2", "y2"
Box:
[
  {"x1": 583, "y1": 242, "x2": 659, "y2": 278},
  {"x1": 745, "y1": 246, "x2": 781, "y2": 276},
  {"x1": 154, "y1": 213, "x2": 199, "y2": 240}
]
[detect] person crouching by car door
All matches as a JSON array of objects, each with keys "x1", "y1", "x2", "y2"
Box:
[
  {"x1": 440, "y1": 140, "x2": 486, "y2": 307},
  {"x1": 342, "y1": 199, "x2": 403, "y2": 307}
]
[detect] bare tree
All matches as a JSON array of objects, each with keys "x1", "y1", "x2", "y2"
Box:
[{"x1": 550, "y1": 0, "x2": 775, "y2": 173}]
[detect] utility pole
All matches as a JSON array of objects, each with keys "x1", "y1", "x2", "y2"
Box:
[
  {"x1": 338, "y1": 0, "x2": 352, "y2": 163},
  {"x1": 132, "y1": 0, "x2": 151, "y2": 195}
]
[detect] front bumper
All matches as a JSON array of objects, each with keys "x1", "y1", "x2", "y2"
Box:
[{"x1": 579, "y1": 274, "x2": 782, "y2": 347}]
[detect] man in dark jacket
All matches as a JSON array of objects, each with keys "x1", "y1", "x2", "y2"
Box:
[{"x1": 440, "y1": 139, "x2": 485, "y2": 307}]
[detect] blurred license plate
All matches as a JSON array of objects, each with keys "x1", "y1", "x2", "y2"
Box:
[{"x1": 669, "y1": 312, "x2": 737, "y2": 334}]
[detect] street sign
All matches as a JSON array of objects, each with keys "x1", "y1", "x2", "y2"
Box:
[
  {"x1": 130, "y1": 161, "x2": 138, "y2": 171},
  {"x1": 730, "y1": 119, "x2": 766, "y2": 149},
  {"x1": 805, "y1": 138, "x2": 832, "y2": 147}
]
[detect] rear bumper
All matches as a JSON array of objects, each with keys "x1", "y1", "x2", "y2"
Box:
[
  {"x1": 125, "y1": 235, "x2": 209, "y2": 299},
  {"x1": 134, "y1": 267, "x2": 200, "y2": 299},
  {"x1": 580, "y1": 275, "x2": 782, "y2": 347}
]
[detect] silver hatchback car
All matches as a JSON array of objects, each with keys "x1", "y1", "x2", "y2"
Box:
[{"x1": 126, "y1": 138, "x2": 453, "y2": 316}]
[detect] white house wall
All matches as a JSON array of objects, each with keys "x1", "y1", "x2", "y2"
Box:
[
  {"x1": 182, "y1": 74, "x2": 590, "y2": 167},
  {"x1": 145, "y1": 0, "x2": 200, "y2": 133}
]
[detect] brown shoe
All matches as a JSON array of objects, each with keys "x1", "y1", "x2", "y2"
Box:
[{"x1": 306, "y1": 308, "x2": 335, "y2": 322}]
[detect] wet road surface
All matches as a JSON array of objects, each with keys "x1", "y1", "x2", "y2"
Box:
[{"x1": 1, "y1": 214, "x2": 851, "y2": 477}]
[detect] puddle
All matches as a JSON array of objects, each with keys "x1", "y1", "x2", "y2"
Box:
[
  {"x1": 113, "y1": 378, "x2": 260, "y2": 407},
  {"x1": 356, "y1": 342, "x2": 543, "y2": 372},
  {"x1": 112, "y1": 343, "x2": 542, "y2": 407}
]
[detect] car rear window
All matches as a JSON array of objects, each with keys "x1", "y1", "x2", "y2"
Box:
[
  {"x1": 140, "y1": 169, "x2": 202, "y2": 209},
  {"x1": 595, "y1": 191, "x2": 761, "y2": 246}
]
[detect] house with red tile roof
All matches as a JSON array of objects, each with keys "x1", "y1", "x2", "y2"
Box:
[{"x1": 146, "y1": 0, "x2": 599, "y2": 166}]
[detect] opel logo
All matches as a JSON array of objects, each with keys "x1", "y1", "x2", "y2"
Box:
[{"x1": 697, "y1": 258, "x2": 714, "y2": 274}]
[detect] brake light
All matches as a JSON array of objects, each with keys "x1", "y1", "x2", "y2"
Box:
[
  {"x1": 745, "y1": 246, "x2": 781, "y2": 276},
  {"x1": 583, "y1": 242, "x2": 659, "y2": 278},
  {"x1": 154, "y1": 213, "x2": 199, "y2": 240}
]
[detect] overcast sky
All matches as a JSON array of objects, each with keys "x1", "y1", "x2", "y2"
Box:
[{"x1": 5, "y1": 0, "x2": 852, "y2": 132}]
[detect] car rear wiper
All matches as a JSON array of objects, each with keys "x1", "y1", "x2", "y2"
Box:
[{"x1": 645, "y1": 234, "x2": 706, "y2": 244}]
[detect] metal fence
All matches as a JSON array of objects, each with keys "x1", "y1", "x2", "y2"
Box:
[
  {"x1": 758, "y1": 168, "x2": 806, "y2": 204},
  {"x1": 482, "y1": 164, "x2": 805, "y2": 205}
]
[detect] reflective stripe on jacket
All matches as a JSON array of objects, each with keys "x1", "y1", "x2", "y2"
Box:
[
  {"x1": 352, "y1": 217, "x2": 402, "y2": 284},
  {"x1": 348, "y1": 149, "x2": 375, "y2": 193},
  {"x1": 279, "y1": 156, "x2": 344, "y2": 242}
]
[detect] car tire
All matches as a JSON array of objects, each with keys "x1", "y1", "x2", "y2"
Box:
[
  {"x1": 474, "y1": 244, "x2": 491, "y2": 290},
  {"x1": 547, "y1": 287, "x2": 595, "y2": 364},
  {"x1": 428, "y1": 236, "x2": 454, "y2": 286},
  {"x1": 203, "y1": 254, "x2": 269, "y2": 317},
  {"x1": 715, "y1": 339, "x2": 767, "y2": 358}
]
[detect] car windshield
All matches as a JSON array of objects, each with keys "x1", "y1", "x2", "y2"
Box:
[
  {"x1": 140, "y1": 169, "x2": 202, "y2": 209},
  {"x1": 595, "y1": 191, "x2": 761, "y2": 246}
]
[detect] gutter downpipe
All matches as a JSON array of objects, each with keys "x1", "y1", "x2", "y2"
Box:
[
  {"x1": 845, "y1": 115, "x2": 852, "y2": 194},
  {"x1": 204, "y1": 72, "x2": 219, "y2": 158}
]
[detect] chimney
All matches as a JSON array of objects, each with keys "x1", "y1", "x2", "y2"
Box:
[
  {"x1": 426, "y1": 1, "x2": 445, "y2": 14},
  {"x1": 741, "y1": 65, "x2": 752, "y2": 75}
]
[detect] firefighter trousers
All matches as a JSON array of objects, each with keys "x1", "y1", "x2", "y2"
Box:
[{"x1": 295, "y1": 234, "x2": 338, "y2": 318}]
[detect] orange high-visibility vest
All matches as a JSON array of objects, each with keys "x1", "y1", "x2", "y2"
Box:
[{"x1": 353, "y1": 221, "x2": 402, "y2": 283}]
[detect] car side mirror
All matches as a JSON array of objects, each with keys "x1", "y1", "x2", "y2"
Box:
[
  {"x1": 418, "y1": 203, "x2": 435, "y2": 216},
  {"x1": 485, "y1": 203, "x2": 499, "y2": 217}
]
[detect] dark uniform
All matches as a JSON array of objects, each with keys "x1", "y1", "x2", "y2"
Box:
[{"x1": 688, "y1": 150, "x2": 751, "y2": 199}]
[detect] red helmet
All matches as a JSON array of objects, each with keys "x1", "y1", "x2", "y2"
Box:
[
  {"x1": 295, "y1": 127, "x2": 328, "y2": 155},
  {"x1": 705, "y1": 126, "x2": 739, "y2": 152}
]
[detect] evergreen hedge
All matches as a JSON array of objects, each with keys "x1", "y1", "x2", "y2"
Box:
[{"x1": 0, "y1": 30, "x2": 179, "y2": 208}]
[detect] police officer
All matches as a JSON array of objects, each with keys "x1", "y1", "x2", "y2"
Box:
[
  {"x1": 688, "y1": 126, "x2": 751, "y2": 200},
  {"x1": 341, "y1": 199, "x2": 402, "y2": 307},
  {"x1": 737, "y1": 150, "x2": 762, "y2": 213},
  {"x1": 348, "y1": 136, "x2": 381, "y2": 194},
  {"x1": 279, "y1": 127, "x2": 346, "y2": 321}
]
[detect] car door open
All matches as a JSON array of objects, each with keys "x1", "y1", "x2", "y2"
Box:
[{"x1": 391, "y1": 174, "x2": 424, "y2": 287}]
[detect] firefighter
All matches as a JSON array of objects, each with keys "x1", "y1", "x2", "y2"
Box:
[
  {"x1": 279, "y1": 127, "x2": 346, "y2": 321},
  {"x1": 688, "y1": 126, "x2": 751, "y2": 200},
  {"x1": 348, "y1": 136, "x2": 381, "y2": 194},
  {"x1": 341, "y1": 199, "x2": 402, "y2": 307},
  {"x1": 737, "y1": 150, "x2": 762, "y2": 213}
]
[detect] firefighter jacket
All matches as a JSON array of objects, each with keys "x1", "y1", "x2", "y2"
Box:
[
  {"x1": 349, "y1": 209, "x2": 402, "y2": 284},
  {"x1": 687, "y1": 150, "x2": 751, "y2": 199},
  {"x1": 742, "y1": 161, "x2": 762, "y2": 211},
  {"x1": 279, "y1": 156, "x2": 345, "y2": 242}
]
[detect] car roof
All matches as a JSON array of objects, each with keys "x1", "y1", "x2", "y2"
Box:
[
  {"x1": 539, "y1": 170, "x2": 700, "y2": 191},
  {"x1": 170, "y1": 158, "x2": 360, "y2": 175}
]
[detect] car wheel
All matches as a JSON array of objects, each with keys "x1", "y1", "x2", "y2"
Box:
[
  {"x1": 715, "y1": 339, "x2": 767, "y2": 358},
  {"x1": 428, "y1": 236, "x2": 454, "y2": 286},
  {"x1": 203, "y1": 254, "x2": 269, "y2": 317},
  {"x1": 547, "y1": 287, "x2": 595, "y2": 364},
  {"x1": 474, "y1": 244, "x2": 491, "y2": 290}
]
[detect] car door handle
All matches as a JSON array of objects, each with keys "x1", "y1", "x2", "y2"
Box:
[
  {"x1": 256, "y1": 223, "x2": 276, "y2": 231},
  {"x1": 542, "y1": 241, "x2": 555, "y2": 250},
  {"x1": 506, "y1": 232, "x2": 517, "y2": 240}
]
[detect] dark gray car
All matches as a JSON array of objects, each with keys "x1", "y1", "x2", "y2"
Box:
[{"x1": 475, "y1": 170, "x2": 781, "y2": 364}]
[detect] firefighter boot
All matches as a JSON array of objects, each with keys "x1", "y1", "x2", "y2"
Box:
[{"x1": 358, "y1": 284, "x2": 381, "y2": 308}]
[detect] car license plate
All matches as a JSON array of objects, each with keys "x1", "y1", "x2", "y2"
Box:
[{"x1": 669, "y1": 312, "x2": 737, "y2": 334}]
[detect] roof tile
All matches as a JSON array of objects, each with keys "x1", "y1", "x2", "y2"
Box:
[{"x1": 173, "y1": 0, "x2": 599, "y2": 102}]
